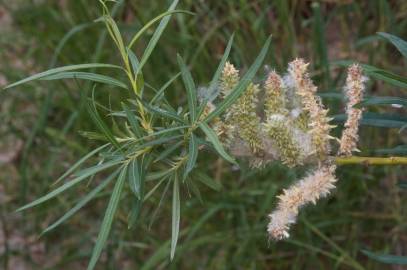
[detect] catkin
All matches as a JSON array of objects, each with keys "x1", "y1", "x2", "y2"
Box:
[
  {"x1": 287, "y1": 59, "x2": 335, "y2": 159},
  {"x1": 338, "y1": 64, "x2": 367, "y2": 156},
  {"x1": 268, "y1": 164, "x2": 337, "y2": 240}
]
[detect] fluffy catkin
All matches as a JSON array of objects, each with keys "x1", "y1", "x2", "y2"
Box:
[
  {"x1": 263, "y1": 115, "x2": 302, "y2": 167},
  {"x1": 215, "y1": 62, "x2": 240, "y2": 144},
  {"x1": 288, "y1": 59, "x2": 335, "y2": 159},
  {"x1": 264, "y1": 71, "x2": 287, "y2": 116},
  {"x1": 220, "y1": 62, "x2": 263, "y2": 154},
  {"x1": 220, "y1": 62, "x2": 239, "y2": 97},
  {"x1": 224, "y1": 82, "x2": 263, "y2": 153},
  {"x1": 267, "y1": 164, "x2": 337, "y2": 240},
  {"x1": 338, "y1": 64, "x2": 366, "y2": 156}
]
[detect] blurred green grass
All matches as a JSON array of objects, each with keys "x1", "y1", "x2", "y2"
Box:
[{"x1": 0, "y1": 0, "x2": 406, "y2": 269}]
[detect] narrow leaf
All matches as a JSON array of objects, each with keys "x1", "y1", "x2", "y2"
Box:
[
  {"x1": 357, "y1": 96, "x2": 407, "y2": 108},
  {"x1": 194, "y1": 171, "x2": 222, "y2": 191},
  {"x1": 128, "y1": 9, "x2": 193, "y2": 49},
  {"x1": 138, "y1": 0, "x2": 184, "y2": 72},
  {"x1": 128, "y1": 198, "x2": 142, "y2": 229},
  {"x1": 54, "y1": 143, "x2": 109, "y2": 185},
  {"x1": 209, "y1": 33, "x2": 235, "y2": 93},
  {"x1": 42, "y1": 169, "x2": 119, "y2": 234},
  {"x1": 122, "y1": 103, "x2": 143, "y2": 138},
  {"x1": 362, "y1": 249, "x2": 407, "y2": 265},
  {"x1": 333, "y1": 112, "x2": 407, "y2": 128},
  {"x1": 378, "y1": 32, "x2": 407, "y2": 58},
  {"x1": 41, "y1": 72, "x2": 128, "y2": 89},
  {"x1": 154, "y1": 140, "x2": 183, "y2": 162},
  {"x1": 375, "y1": 145, "x2": 407, "y2": 155},
  {"x1": 334, "y1": 60, "x2": 407, "y2": 89},
  {"x1": 150, "y1": 72, "x2": 181, "y2": 105},
  {"x1": 87, "y1": 100, "x2": 121, "y2": 150},
  {"x1": 184, "y1": 133, "x2": 198, "y2": 180},
  {"x1": 170, "y1": 173, "x2": 180, "y2": 260},
  {"x1": 127, "y1": 49, "x2": 144, "y2": 92},
  {"x1": 4, "y1": 63, "x2": 122, "y2": 89},
  {"x1": 198, "y1": 122, "x2": 236, "y2": 164},
  {"x1": 177, "y1": 54, "x2": 197, "y2": 122},
  {"x1": 128, "y1": 159, "x2": 141, "y2": 198},
  {"x1": 204, "y1": 36, "x2": 272, "y2": 122},
  {"x1": 87, "y1": 166, "x2": 128, "y2": 270},
  {"x1": 17, "y1": 158, "x2": 123, "y2": 211}
]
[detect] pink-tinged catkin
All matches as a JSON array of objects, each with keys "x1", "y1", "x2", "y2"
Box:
[
  {"x1": 221, "y1": 61, "x2": 239, "y2": 97},
  {"x1": 264, "y1": 71, "x2": 287, "y2": 116},
  {"x1": 288, "y1": 59, "x2": 335, "y2": 159},
  {"x1": 338, "y1": 64, "x2": 366, "y2": 156},
  {"x1": 267, "y1": 164, "x2": 337, "y2": 240}
]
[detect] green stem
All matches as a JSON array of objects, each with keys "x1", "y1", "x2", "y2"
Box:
[{"x1": 335, "y1": 156, "x2": 407, "y2": 165}]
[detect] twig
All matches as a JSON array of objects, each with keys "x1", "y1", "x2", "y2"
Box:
[{"x1": 335, "y1": 156, "x2": 407, "y2": 165}]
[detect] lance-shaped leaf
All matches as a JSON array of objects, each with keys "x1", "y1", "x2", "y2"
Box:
[
  {"x1": 87, "y1": 165, "x2": 128, "y2": 270},
  {"x1": 42, "y1": 72, "x2": 128, "y2": 89},
  {"x1": 377, "y1": 32, "x2": 407, "y2": 59},
  {"x1": 4, "y1": 63, "x2": 122, "y2": 89},
  {"x1": 198, "y1": 122, "x2": 236, "y2": 164},
  {"x1": 177, "y1": 54, "x2": 198, "y2": 123},
  {"x1": 203, "y1": 35, "x2": 272, "y2": 122}
]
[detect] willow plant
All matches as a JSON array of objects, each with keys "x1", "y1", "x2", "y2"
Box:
[{"x1": 3, "y1": 0, "x2": 407, "y2": 269}]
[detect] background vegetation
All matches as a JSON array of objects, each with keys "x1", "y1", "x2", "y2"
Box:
[{"x1": 0, "y1": 0, "x2": 406, "y2": 269}]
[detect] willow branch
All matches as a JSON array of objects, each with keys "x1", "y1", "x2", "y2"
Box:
[{"x1": 335, "y1": 156, "x2": 407, "y2": 165}]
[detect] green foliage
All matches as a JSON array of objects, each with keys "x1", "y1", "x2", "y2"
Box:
[{"x1": 1, "y1": 0, "x2": 406, "y2": 269}]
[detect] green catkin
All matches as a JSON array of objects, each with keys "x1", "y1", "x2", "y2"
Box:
[
  {"x1": 263, "y1": 116, "x2": 302, "y2": 167},
  {"x1": 225, "y1": 83, "x2": 263, "y2": 153},
  {"x1": 219, "y1": 62, "x2": 263, "y2": 154},
  {"x1": 293, "y1": 112, "x2": 309, "y2": 131},
  {"x1": 264, "y1": 71, "x2": 287, "y2": 116},
  {"x1": 220, "y1": 62, "x2": 239, "y2": 97}
]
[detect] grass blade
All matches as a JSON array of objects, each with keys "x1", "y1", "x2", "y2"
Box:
[
  {"x1": 198, "y1": 122, "x2": 236, "y2": 164},
  {"x1": 4, "y1": 63, "x2": 122, "y2": 89},
  {"x1": 170, "y1": 173, "x2": 180, "y2": 260},
  {"x1": 203, "y1": 35, "x2": 272, "y2": 122},
  {"x1": 177, "y1": 54, "x2": 197, "y2": 123},
  {"x1": 87, "y1": 165, "x2": 128, "y2": 270}
]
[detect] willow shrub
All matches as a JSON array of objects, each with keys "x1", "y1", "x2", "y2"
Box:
[{"x1": 4, "y1": 0, "x2": 407, "y2": 269}]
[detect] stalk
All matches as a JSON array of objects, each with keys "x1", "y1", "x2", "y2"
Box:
[{"x1": 335, "y1": 156, "x2": 407, "y2": 165}]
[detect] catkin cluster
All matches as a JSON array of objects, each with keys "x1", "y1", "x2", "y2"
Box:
[{"x1": 207, "y1": 59, "x2": 367, "y2": 240}]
